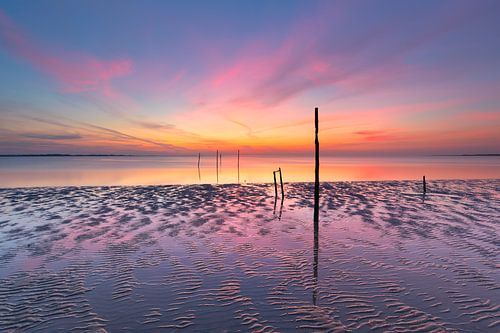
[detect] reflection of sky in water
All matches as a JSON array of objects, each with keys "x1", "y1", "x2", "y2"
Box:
[
  {"x1": 0, "y1": 180, "x2": 498, "y2": 331},
  {"x1": 0, "y1": 155, "x2": 499, "y2": 187}
]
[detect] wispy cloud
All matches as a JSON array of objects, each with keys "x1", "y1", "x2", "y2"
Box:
[
  {"x1": 133, "y1": 120, "x2": 176, "y2": 131},
  {"x1": 22, "y1": 115, "x2": 185, "y2": 152},
  {"x1": 20, "y1": 133, "x2": 82, "y2": 140},
  {"x1": 0, "y1": 10, "x2": 132, "y2": 94},
  {"x1": 353, "y1": 130, "x2": 399, "y2": 142}
]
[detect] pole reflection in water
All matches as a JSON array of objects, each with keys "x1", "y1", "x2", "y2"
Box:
[
  {"x1": 313, "y1": 218, "x2": 319, "y2": 306},
  {"x1": 273, "y1": 197, "x2": 284, "y2": 220}
]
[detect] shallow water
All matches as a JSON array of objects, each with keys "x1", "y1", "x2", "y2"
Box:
[
  {"x1": 0, "y1": 180, "x2": 499, "y2": 332},
  {"x1": 0, "y1": 155, "x2": 499, "y2": 187}
]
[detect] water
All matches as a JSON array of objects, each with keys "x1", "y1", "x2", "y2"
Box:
[{"x1": 0, "y1": 155, "x2": 498, "y2": 188}]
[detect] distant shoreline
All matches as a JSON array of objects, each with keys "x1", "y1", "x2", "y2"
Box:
[
  {"x1": 0, "y1": 154, "x2": 135, "y2": 157},
  {"x1": 431, "y1": 154, "x2": 500, "y2": 157},
  {"x1": 0, "y1": 153, "x2": 499, "y2": 158}
]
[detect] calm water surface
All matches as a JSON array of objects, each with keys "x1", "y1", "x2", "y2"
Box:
[{"x1": 0, "y1": 155, "x2": 498, "y2": 187}]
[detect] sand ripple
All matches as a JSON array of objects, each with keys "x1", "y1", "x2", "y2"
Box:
[{"x1": 0, "y1": 180, "x2": 498, "y2": 331}]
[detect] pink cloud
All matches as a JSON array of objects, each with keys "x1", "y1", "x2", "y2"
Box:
[
  {"x1": 0, "y1": 10, "x2": 132, "y2": 93},
  {"x1": 176, "y1": 0, "x2": 492, "y2": 128}
]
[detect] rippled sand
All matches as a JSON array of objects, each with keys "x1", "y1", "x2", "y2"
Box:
[{"x1": 0, "y1": 180, "x2": 499, "y2": 332}]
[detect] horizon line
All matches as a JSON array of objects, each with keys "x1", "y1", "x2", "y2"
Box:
[{"x1": 1, "y1": 153, "x2": 499, "y2": 158}]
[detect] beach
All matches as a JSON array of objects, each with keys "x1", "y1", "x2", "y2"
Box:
[{"x1": 0, "y1": 179, "x2": 498, "y2": 332}]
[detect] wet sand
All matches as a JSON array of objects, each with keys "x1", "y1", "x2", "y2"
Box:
[{"x1": 0, "y1": 180, "x2": 499, "y2": 332}]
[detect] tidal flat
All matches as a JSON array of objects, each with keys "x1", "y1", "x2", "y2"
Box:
[{"x1": 0, "y1": 180, "x2": 498, "y2": 332}]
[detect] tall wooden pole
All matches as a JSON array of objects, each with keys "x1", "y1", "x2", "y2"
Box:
[
  {"x1": 314, "y1": 107, "x2": 320, "y2": 228},
  {"x1": 216, "y1": 150, "x2": 219, "y2": 184},
  {"x1": 313, "y1": 106, "x2": 320, "y2": 305},
  {"x1": 237, "y1": 150, "x2": 240, "y2": 184},
  {"x1": 423, "y1": 175, "x2": 426, "y2": 194}
]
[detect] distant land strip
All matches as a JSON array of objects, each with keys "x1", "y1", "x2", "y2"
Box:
[
  {"x1": 0, "y1": 154, "x2": 135, "y2": 157},
  {"x1": 0, "y1": 153, "x2": 498, "y2": 158},
  {"x1": 432, "y1": 154, "x2": 500, "y2": 157}
]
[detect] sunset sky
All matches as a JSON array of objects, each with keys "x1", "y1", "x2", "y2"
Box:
[{"x1": 0, "y1": 0, "x2": 499, "y2": 156}]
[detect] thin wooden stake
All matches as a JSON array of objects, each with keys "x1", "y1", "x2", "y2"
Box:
[
  {"x1": 423, "y1": 175, "x2": 426, "y2": 194},
  {"x1": 198, "y1": 153, "x2": 201, "y2": 182},
  {"x1": 273, "y1": 171, "x2": 278, "y2": 198},
  {"x1": 237, "y1": 150, "x2": 240, "y2": 184},
  {"x1": 278, "y1": 167, "x2": 284, "y2": 199},
  {"x1": 216, "y1": 150, "x2": 218, "y2": 184}
]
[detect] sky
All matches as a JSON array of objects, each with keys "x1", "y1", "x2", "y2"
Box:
[{"x1": 0, "y1": 0, "x2": 499, "y2": 156}]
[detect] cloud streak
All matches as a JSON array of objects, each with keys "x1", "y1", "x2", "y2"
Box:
[
  {"x1": 20, "y1": 133, "x2": 82, "y2": 140},
  {"x1": 0, "y1": 10, "x2": 132, "y2": 94}
]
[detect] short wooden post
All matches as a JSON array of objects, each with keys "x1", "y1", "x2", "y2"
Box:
[
  {"x1": 423, "y1": 175, "x2": 426, "y2": 194},
  {"x1": 278, "y1": 167, "x2": 284, "y2": 199},
  {"x1": 273, "y1": 171, "x2": 278, "y2": 198}
]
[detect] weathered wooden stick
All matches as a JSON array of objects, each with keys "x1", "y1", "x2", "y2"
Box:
[
  {"x1": 273, "y1": 171, "x2": 278, "y2": 198},
  {"x1": 237, "y1": 150, "x2": 240, "y2": 184},
  {"x1": 198, "y1": 152, "x2": 201, "y2": 181},
  {"x1": 423, "y1": 175, "x2": 426, "y2": 194},
  {"x1": 278, "y1": 167, "x2": 284, "y2": 199},
  {"x1": 216, "y1": 150, "x2": 219, "y2": 184},
  {"x1": 314, "y1": 107, "x2": 320, "y2": 232},
  {"x1": 313, "y1": 107, "x2": 320, "y2": 305}
]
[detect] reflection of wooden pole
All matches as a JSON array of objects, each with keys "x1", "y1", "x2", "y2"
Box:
[
  {"x1": 279, "y1": 197, "x2": 284, "y2": 220},
  {"x1": 314, "y1": 107, "x2": 319, "y2": 232},
  {"x1": 313, "y1": 231, "x2": 318, "y2": 305},
  {"x1": 278, "y1": 167, "x2": 284, "y2": 199},
  {"x1": 216, "y1": 150, "x2": 218, "y2": 184},
  {"x1": 423, "y1": 175, "x2": 426, "y2": 194},
  {"x1": 237, "y1": 150, "x2": 240, "y2": 184},
  {"x1": 273, "y1": 171, "x2": 278, "y2": 198},
  {"x1": 198, "y1": 153, "x2": 201, "y2": 182}
]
